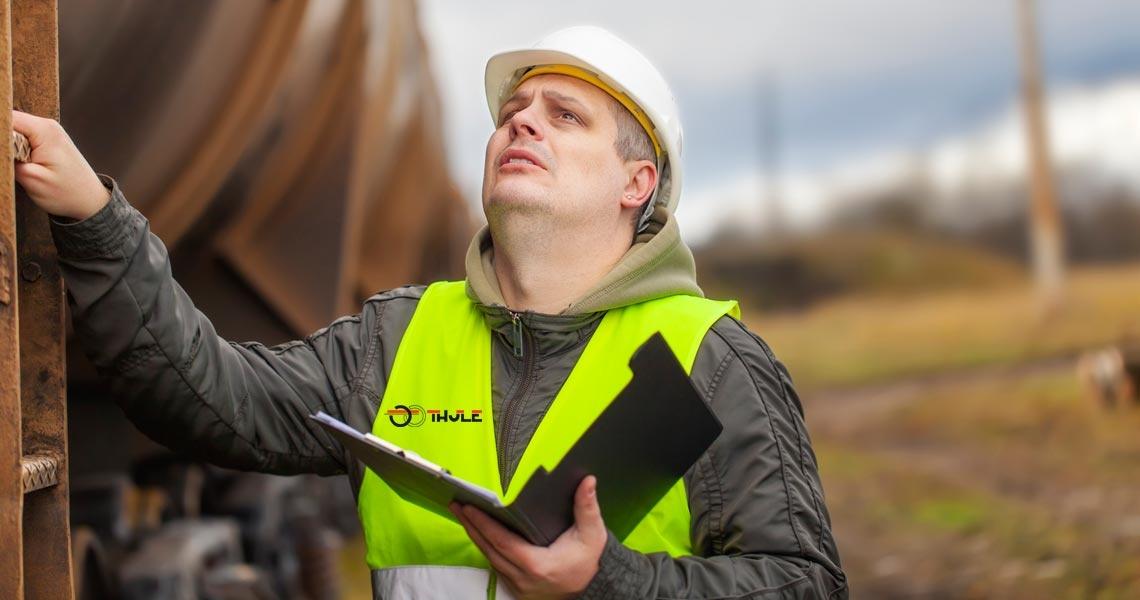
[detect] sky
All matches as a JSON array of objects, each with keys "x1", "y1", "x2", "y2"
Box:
[
  {"x1": 679, "y1": 78, "x2": 1140, "y2": 242},
  {"x1": 416, "y1": 0, "x2": 1140, "y2": 243}
]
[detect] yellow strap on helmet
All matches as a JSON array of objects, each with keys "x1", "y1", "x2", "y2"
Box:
[{"x1": 516, "y1": 64, "x2": 662, "y2": 159}]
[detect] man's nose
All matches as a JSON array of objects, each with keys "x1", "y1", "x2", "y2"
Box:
[{"x1": 507, "y1": 107, "x2": 542, "y2": 142}]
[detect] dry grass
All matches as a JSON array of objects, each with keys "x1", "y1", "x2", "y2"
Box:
[
  {"x1": 811, "y1": 341, "x2": 1140, "y2": 597},
  {"x1": 749, "y1": 263, "x2": 1140, "y2": 391},
  {"x1": 819, "y1": 436, "x2": 1140, "y2": 599},
  {"x1": 777, "y1": 264, "x2": 1140, "y2": 597}
]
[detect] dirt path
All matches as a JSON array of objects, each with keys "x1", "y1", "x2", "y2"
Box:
[
  {"x1": 800, "y1": 353, "x2": 1140, "y2": 597},
  {"x1": 803, "y1": 354, "x2": 1076, "y2": 436}
]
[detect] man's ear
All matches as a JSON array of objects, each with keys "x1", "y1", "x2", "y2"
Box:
[{"x1": 621, "y1": 160, "x2": 658, "y2": 210}]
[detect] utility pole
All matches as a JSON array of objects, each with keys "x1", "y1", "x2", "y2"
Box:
[
  {"x1": 759, "y1": 73, "x2": 784, "y2": 237},
  {"x1": 1016, "y1": 0, "x2": 1065, "y2": 309}
]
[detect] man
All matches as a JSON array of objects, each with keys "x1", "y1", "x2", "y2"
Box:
[{"x1": 14, "y1": 26, "x2": 846, "y2": 599}]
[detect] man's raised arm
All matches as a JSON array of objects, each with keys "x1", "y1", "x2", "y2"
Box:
[{"x1": 13, "y1": 110, "x2": 362, "y2": 476}]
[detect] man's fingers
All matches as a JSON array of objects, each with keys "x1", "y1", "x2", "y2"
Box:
[
  {"x1": 462, "y1": 504, "x2": 534, "y2": 560},
  {"x1": 452, "y1": 505, "x2": 518, "y2": 574},
  {"x1": 573, "y1": 475, "x2": 606, "y2": 543},
  {"x1": 11, "y1": 110, "x2": 56, "y2": 150},
  {"x1": 451, "y1": 504, "x2": 525, "y2": 582},
  {"x1": 7, "y1": 111, "x2": 109, "y2": 220},
  {"x1": 14, "y1": 161, "x2": 51, "y2": 183}
]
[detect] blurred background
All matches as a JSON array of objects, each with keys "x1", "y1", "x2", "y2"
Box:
[{"x1": 57, "y1": 0, "x2": 1140, "y2": 598}]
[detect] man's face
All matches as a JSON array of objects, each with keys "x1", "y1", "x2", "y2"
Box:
[{"x1": 482, "y1": 74, "x2": 628, "y2": 230}]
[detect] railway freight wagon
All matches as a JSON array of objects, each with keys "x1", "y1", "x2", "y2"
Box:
[{"x1": 28, "y1": 1, "x2": 470, "y2": 598}]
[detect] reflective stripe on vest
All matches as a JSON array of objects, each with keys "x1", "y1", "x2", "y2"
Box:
[
  {"x1": 358, "y1": 281, "x2": 739, "y2": 574},
  {"x1": 371, "y1": 566, "x2": 516, "y2": 600}
]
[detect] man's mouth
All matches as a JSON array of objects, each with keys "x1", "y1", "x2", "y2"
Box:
[{"x1": 498, "y1": 147, "x2": 547, "y2": 171}]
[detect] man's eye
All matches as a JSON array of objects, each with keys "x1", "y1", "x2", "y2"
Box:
[{"x1": 558, "y1": 111, "x2": 580, "y2": 124}]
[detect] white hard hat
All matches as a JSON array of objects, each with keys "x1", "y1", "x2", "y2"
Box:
[{"x1": 485, "y1": 26, "x2": 683, "y2": 228}]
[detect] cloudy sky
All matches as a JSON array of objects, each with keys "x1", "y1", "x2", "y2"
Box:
[{"x1": 416, "y1": 0, "x2": 1140, "y2": 242}]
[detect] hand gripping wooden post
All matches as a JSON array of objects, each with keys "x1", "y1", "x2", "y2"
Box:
[{"x1": 1, "y1": 0, "x2": 73, "y2": 599}]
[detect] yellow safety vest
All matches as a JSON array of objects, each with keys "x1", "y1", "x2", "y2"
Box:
[{"x1": 357, "y1": 281, "x2": 737, "y2": 597}]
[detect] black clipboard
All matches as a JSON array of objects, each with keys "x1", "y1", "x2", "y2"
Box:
[{"x1": 312, "y1": 332, "x2": 723, "y2": 546}]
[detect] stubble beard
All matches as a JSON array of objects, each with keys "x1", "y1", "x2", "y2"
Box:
[{"x1": 485, "y1": 187, "x2": 561, "y2": 257}]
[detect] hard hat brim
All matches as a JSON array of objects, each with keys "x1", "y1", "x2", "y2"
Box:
[{"x1": 485, "y1": 49, "x2": 605, "y2": 121}]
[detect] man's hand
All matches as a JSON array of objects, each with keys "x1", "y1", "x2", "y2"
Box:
[
  {"x1": 450, "y1": 475, "x2": 608, "y2": 599},
  {"x1": 11, "y1": 110, "x2": 110, "y2": 220}
]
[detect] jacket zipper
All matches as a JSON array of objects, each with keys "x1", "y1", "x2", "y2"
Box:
[
  {"x1": 509, "y1": 311, "x2": 523, "y2": 359},
  {"x1": 497, "y1": 309, "x2": 536, "y2": 491}
]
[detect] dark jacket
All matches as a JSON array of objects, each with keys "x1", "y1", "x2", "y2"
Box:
[{"x1": 52, "y1": 177, "x2": 847, "y2": 599}]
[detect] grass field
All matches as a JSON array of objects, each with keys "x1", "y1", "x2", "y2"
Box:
[
  {"x1": 749, "y1": 263, "x2": 1140, "y2": 391},
  {"x1": 783, "y1": 263, "x2": 1140, "y2": 598},
  {"x1": 814, "y1": 368, "x2": 1140, "y2": 598}
]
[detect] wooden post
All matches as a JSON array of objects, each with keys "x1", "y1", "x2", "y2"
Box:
[
  {"x1": 1016, "y1": 0, "x2": 1065, "y2": 309},
  {"x1": 0, "y1": 0, "x2": 26, "y2": 596},
  {"x1": 7, "y1": 0, "x2": 72, "y2": 598}
]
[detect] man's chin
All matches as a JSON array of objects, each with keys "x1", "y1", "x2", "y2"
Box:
[
  {"x1": 484, "y1": 189, "x2": 558, "y2": 232},
  {"x1": 485, "y1": 182, "x2": 549, "y2": 211}
]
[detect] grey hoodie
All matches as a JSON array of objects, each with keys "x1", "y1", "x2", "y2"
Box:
[{"x1": 52, "y1": 177, "x2": 847, "y2": 599}]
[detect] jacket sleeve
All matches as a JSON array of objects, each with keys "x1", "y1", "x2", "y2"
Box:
[
  {"x1": 51, "y1": 176, "x2": 366, "y2": 476},
  {"x1": 581, "y1": 317, "x2": 848, "y2": 599}
]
